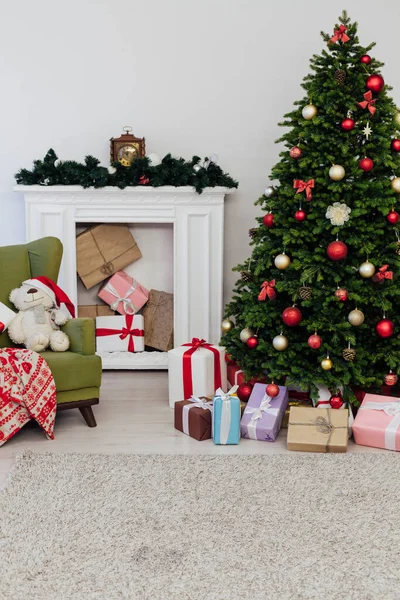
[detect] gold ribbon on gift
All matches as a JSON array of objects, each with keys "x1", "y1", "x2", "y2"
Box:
[{"x1": 290, "y1": 409, "x2": 347, "y2": 453}]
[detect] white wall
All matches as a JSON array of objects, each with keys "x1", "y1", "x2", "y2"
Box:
[{"x1": 2, "y1": 0, "x2": 400, "y2": 302}]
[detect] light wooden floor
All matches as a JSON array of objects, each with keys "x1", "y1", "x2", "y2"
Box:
[{"x1": 0, "y1": 371, "x2": 381, "y2": 487}]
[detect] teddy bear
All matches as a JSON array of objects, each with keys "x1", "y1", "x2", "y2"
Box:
[{"x1": 8, "y1": 276, "x2": 76, "y2": 352}]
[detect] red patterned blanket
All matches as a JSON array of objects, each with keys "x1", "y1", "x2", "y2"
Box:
[{"x1": 0, "y1": 348, "x2": 56, "y2": 446}]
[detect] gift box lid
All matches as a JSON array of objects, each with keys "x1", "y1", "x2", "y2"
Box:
[{"x1": 287, "y1": 406, "x2": 348, "y2": 453}]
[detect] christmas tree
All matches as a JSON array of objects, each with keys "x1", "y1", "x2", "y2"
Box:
[{"x1": 222, "y1": 12, "x2": 400, "y2": 403}]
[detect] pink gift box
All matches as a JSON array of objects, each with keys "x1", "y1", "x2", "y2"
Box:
[
  {"x1": 353, "y1": 393, "x2": 400, "y2": 451},
  {"x1": 98, "y1": 270, "x2": 149, "y2": 316}
]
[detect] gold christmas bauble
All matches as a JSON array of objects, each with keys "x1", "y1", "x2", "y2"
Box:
[
  {"x1": 240, "y1": 327, "x2": 254, "y2": 343},
  {"x1": 395, "y1": 112, "x2": 400, "y2": 126},
  {"x1": 329, "y1": 164, "x2": 346, "y2": 181},
  {"x1": 359, "y1": 260, "x2": 375, "y2": 278},
  {"x1": 302, "y1": 104, "x2": 318, "y2": 120},
  {"x1": 348, "y1": 309, "x2": 365, "y2": 326},
  {"x1": 274, "y1": 253, "x2": 291, "y2": 270},
  {"x1": 391, "y1": 177, "x2": 400, "y2": 193},
  {"x1": 321, "y1": 356, "x2": 333, "y2": 370},
  {"x1": 221, "y1": 318, "x2": 234, "y2": 333},
  {"x1": 272, "y1": 334, "x2": 288, "y2": 351}
]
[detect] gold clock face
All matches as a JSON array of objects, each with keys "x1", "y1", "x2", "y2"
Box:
[{"x1": 117, "y1": 144, "x2": 138, "y2": 166}]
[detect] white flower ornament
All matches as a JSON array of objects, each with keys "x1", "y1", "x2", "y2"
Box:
[{"x1": 326, "y1": 202, "x2": 351, "y2": 226}]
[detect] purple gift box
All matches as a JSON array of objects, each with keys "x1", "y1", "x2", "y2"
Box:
[{"x1": 241, "y1": 383, "x2": 289, "y2": 441}]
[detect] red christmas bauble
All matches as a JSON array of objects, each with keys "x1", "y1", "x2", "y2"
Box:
[
  {"x1": 327, "y1": 240, "x2": 348, "y2": 261},
  {"x1": 376, "y1": 319, "x2": 394, "y2": 338},
  {"x1": 335, "y1": 288, "x2": 348, "y2": 302},
  {"x1": 290, "y1": 146, "x2": 302, "y2": 159},
  {"x1": 282, "y1": 306, "x2": 302, "y2": 327},
  {"x1": 237, "y1": 383, "x2": 253, "y2": 402},
  {"x1": 246, "y1": 336, "x2": 259, "y2": 348},
  {"x1": 308, "y1": 333, "x2": 322, "y2": 349},
  {"x1": 391, "y1": 139, "x2": 400, "y2": 152},
  {"x1": 294, "y1": 209, "x2": 307, "y2": 222},
  {"x1": 360, "y1": 54, "x2": 372, "y2": 65},
  {"x1": 266, "y1": 383, "x2": 280, "y2": 398},
  {"x1": 384, "y1": 372, "x2": 398, "y2": 386},
  {"x1": 0, "y1": 322, "x2": 4, "y2": 334},
  {"x1": 263, "y1": 213, "x2": 274, "y2": 228},
  {"x1": 225, "y1": 353, "x2": 233, "y2": 363},
  {"x1": 330, "y1": 395, "x2": 343, "y2": 409},
  {"x1": 387, "y1": 210, "x2": 400, "y2": 224},
  {"x1": 366, "y1": 74, "x2": 385, "y2": 94},
  {"x1": 341, "y1": 118, "x2": 355, "y2": 131},
  {"x1": 359, "y1": 157, "x2": 374, "y2": 172}
]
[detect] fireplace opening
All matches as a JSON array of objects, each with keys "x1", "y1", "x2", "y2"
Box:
[{"x1": 76, "y1": 222, "x2": 173, "y2": 370}]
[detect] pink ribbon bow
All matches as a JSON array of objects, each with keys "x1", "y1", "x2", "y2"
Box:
[
  {"x1": 372, "y1": 264, "x2": 393, "y2": 282},
  {"x1": 293, "y1": 179, "x2": 314, "y2": 201},
  {"x1": 330, "y1": 25, "x2": 350, "y2": 44},
  {"x1": 139, "y1": 175, "x2": 150, "y2": 185},
  {"x1": 357, "y1": 91, "x2": 377, "y2": 116},
  {"x1": 258, "y1": 280, "x2": 276, "y2": 301}
]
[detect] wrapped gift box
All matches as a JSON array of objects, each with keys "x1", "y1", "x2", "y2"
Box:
[
  {"x1": 282, "y1": 399, "x2": 312, "y2": 429},
  {"x1": 78, "y1": 304, "x2": 115, "y2": 319},
  {"x1": 0, "y1": 302, "x2": 16, "y2": 334},
  {"x1": 142, "y1": 289, "x2": 173, "y2": 351},
  {"x1": 98, "y1": 270, "x2": 149, "y2": 315},
  {"x1": 174, "y1": 396, "x2": 213, "y2": 441},
  {"x1": 287, "y1": 406, "x2": 348, "y2": 453},
  {"x1": 353, "y1": 394, "x2": 400, "y2": 451},
  {"x1": 76, "y1": 224, "x2": 142, "y2": 289},
  {"x1": 241, "y1": 383, "x2": 288, "y2": 441},
  {"x1": 227, "y1": 361, "x2": 267, "y2": 387},
  {"x1": 213, "y1": 387, "x2": 241, "y2": 445},
  {"x1": 96, "y1": 314, "x2": 144, "y2": 353},
  {"x1": 168, "y1": 338, "x2": 227, "y2": 408}
]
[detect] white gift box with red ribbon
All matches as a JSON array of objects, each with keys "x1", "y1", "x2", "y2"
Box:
[
  {"x1": 0, "y1": 302, "x2": 16, "y2": 334},
  {"x1": 95, "y1": 314, "x2": 144, "y2": 352}
]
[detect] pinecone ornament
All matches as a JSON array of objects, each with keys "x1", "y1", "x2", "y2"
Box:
[
  {"x1": 249, "y1": 228, "x2": 257, "y2": 239},
  {"x1": 334, "y1": 69, "x2": 347, "y2": 85},
  {"x1": 342, "y1": 347, "x2": 356, "y2": 362},
  {"x1": 298, "y1": 286, "x2": 312, "y2": 300},
  {"x1": 241, "y1": 271, "x2": 252, "y2": 283}
]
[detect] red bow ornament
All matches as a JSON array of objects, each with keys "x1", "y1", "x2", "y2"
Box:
[
  {"x1": 330, "y1": 25, "x2": 350, "y2": 44},
  {"x1": 294, "y1": 179, "x2": 314, "y2": 201},
  {"x1": 372, "y1": 264, "x2": 393, "y2": 282},
  {"x1": 357, "y1": 91, "x2": 377, "y2": 116},
  {"x1": 139, "y1": 175, "x2": 150, "y2": 185},
  {"x1": 258, "y1": 280, "x2": 276, "y2": 301}
]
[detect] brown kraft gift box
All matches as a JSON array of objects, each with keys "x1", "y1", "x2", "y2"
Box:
[
  {"x1": 282, "y1": 399, "x2": 313, "y2": 429},
  {"x1": 287, "y1": 406, "x2": 348, "y2": 453},
  {"x1": 143, "y1": 289, "x2": 173, "y2": 351},
  {"x1": 78, "y1": 305, "x2": 115, "y2": 319},
  {"x1": 76, "y1": 224, "x2": 142, "y2": 289},
  {"x1": 174, "y1": 398, "x2": 212, "y2": 441}
]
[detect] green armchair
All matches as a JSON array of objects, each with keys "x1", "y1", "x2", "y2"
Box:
[{"x1": 0, "y1": 237, "x2": 102, "y2": 426}]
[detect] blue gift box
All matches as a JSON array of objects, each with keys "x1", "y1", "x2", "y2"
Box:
[{"x1": 213, "y1": 387, "x2": 241, "y2": 445}]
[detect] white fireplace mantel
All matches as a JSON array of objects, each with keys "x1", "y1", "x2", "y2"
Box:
[{"x1": 15, "y1": 185, "x2": 234, "y2": 369}]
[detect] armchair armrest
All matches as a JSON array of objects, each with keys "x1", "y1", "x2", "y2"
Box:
[{"x1": 62, "y1": 318, "x2": 96, "y2": 355}]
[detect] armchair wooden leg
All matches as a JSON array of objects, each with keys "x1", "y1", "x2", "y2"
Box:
[{"x1": 79, "y1": 406, "x2": 97, "y2": 428}]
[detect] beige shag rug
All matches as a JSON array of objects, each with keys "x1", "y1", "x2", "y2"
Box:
[{"x1": 1, "y1": 451, "x2": 400, "y2": 600}]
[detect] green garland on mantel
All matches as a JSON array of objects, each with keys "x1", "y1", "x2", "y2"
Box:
[{"x1": 15, "y1": 149, "x2": 238, "y2": 195}]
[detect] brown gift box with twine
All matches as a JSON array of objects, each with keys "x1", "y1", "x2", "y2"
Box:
[
  {"x1": 78, "y1": 305, "x2": 115, "y2": 319},
  {"x1": 142, "y1": 289, "x2": 174, "y2": 352},
  {"x1": 287, "y1": 406, "x2": 348, "y2": 453},
  {"x1": 282, "y1": 399, "x2": 312, "y2": 429},
  {"x1": 76, "y1": 224, "x2": 142, "y2": 289}
]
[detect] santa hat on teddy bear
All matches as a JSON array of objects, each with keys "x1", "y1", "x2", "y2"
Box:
[{"x1": 22, "y1": 276, "x2": 76, "y2": 318}]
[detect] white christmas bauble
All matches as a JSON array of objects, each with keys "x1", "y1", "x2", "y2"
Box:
[
  {"x1": 272, "y1": 334, "x2": 288, "y2": 351},
  {"x1": 274, "y1": 253, "x2": 291, "y2": 270},
  {"x1": 54, "y1": 159, "x2": 62, "y2": 167},
  {"x1": 329, "y1": 164, "x2": 345, "y2": 181},
  {"x1": 348, "y1": 309, "x2": 365, "y2": 326},
  {"x1": 108, "y1": 166, "x2": 117, "y2": 175},
  {"x1": 264, "y1": 186, "x2": 276, "y2": 198},
  {"x1": 147, "y1": 153, "x2": 161, "y2": 167},
  {"x1": 359, "y1": 261, "x2": 375, "y2": 278},
  {"x1": 240, "y1": 327, "x2": 254, "y2": 343},
  {"x1": 302, "y1": 104, "x2": 318, "y2": 120},
  {"x1": 391, "y1": 177, "x2": 400, "y2": 193},
  {"x1": 193, "y1": 164, "x2": 202, "y2": 173}
]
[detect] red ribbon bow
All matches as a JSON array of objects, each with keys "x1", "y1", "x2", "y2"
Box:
[
  {"x1": 181, "y1": 338, "x2": 222, "y2": 399},
  {"x1": 330, "y1": 25, "x2": 350, "y2": 44},
  {"x1": 357, "y1": 91, "x2": 377, "y2": 116},
  {"x1": 258, "y1": 280, "x2": 276, "y2": 301},
  {"x1": 293, "y1": 179, "x2": 314, "y2": 201},
  {"x1": 372, "y1": 264, "x2": 393, "y2": 282},
  {"x1": 139, "y1": 175, "x2": 150, "y2": 185},
  {"x1": 96, "y1": 314, "x2": 144, "y2": 352}
]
